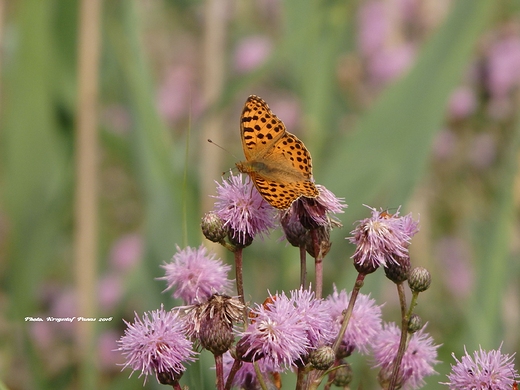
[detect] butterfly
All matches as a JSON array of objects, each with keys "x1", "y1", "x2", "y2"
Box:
[{"x1": 235, "y1": 95, "x2": 319, "y2": 209}]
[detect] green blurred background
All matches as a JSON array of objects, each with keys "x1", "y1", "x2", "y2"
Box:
[{"x1": 1, "y1": 0, "x2": 519, "y2": 389}]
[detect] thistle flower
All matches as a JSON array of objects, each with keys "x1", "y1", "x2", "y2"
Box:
[
  {"x1": 289, "y1": 287, "x2": 336, "y2": 349},
  {"x1": 326, "y1": 286, "x2": 383, "y2": 355},
  {"x1": 348, "y1": 206, "x2": 419, "y2": 271},
  {"x1": 159, "y1": 245, "x2": 232, "y2": 305},
  {"x1": 282, "y1": 184, "x2": 345, "y2": 231},
  {"x1": 213, "y1": 173, "x2": 276, "y2": 245},
  {"x1": 443, "y1": 345, "x2": 518, "y2": 390},
  {"x1": 117, "y1": 305, "x2": 197, "y2": 385},
  {"x1": 236, "y1": 291, "x2": 311, "y2": 371},
  {"x1": 372, "y1": 322, "x2": 439, "y2": 390}
]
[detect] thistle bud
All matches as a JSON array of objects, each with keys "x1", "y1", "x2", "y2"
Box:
[
  {"x1": 384, "y1": 255, "x2": 411, "y2": 284},
  {"x1": 309, "y1": 346, "x2": 336, "y2": 370},
  {"x1": 305, "y1": 226, "x2": 332, "y2": 258},
  {"x1": 407, "y1": 314, "x2": 423, "y2": 334},
  {"x1": 185, "y1": 294, "x2": 245, "y2": 356},
  {"x1": 332, "y1": 362, "x2": 353, "y2": 387},
  {"x1": 227, "y1": 227, "x2": 253, "y2": 248},
  {"x1": 408, "y1": 267, "x2": 431, "y2": 292},
  {"x1": 201, "y1": 211, "x2": 226, "y2": 243}
]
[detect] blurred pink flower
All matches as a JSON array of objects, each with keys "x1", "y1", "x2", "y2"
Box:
[
  {"x1": 109, "y1": 233, "x2": 143, "y2": 272},
  {"x1": 30, "y1": 320, "x2": 55, "y2": 350},
  {"x1": 98, "y1": 330, "x2": 125, "y2": 370},
  {"x1": 156, "y1": 65, "x2": 200, "y2": 125},
  {"x1": 435, "y1": 236, "x2": 473, "y2": 298},
  {"x1": 98, "y1": 273, "x2": 123, "y2": 312},
  {"x1": 468, "y1": 132, "x2": 496, "y2": 169},
  {"x1": 368, "y1": 44, "x2": 416, "y2": 86},
  {"x1": 448, "y1": 86, "x2": 477, "y2": 119},
  {"x1": 486, "y1": 35, "x2": 520, "y2": 98},
  {"x1": 357, "y1": 1, "x2": 389, "y2": 56},
  {"x1": 233, "y1": 35, "x2": 272, "y2": 73},
  {"x1": 432, "y1": 129, "x2": 457, "y2": 161},
  {"x1": 267, "y1": 97, "x2": 301, "y2": 130}
]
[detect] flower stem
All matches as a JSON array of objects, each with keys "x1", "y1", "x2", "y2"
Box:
[
  {"x1": 234, "y1": 247, "x2": 248, "y2": 324},
  {"x1": 310, "y1": 229, "x2": 323, "y2": 299},
  {"x1": 299, "y1": 244, "x2": 307, "y2": 288},
  {"x1": 388, "y1": 282, "x2": 409, "y2": 390},
  {"x1": 224, "y1": 359, "x2": 242, "y2": 390},
  {"x1": 253, "y1": 361, "x2": 268, "y2": 390},
  {"x1": 215, "y1": 354, "x2": 225, "y2": 390},
  {"x1": 332, "y1": 273, "x2": 365, "y2": 354}
]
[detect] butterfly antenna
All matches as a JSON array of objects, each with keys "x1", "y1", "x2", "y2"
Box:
[{"x1": 207, "y1": 138, "x2": 239, "y2": 160}]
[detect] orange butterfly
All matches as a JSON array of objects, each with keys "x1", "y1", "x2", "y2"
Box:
[{"x1": 235, "y1": 95, "x2": 319, "y2": 209}]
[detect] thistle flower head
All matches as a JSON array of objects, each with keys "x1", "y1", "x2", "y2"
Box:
[
  {"x1": 372, "y1": 322, "x2": 439, "y2": 390},
  {"x1": 117, "y1": 305, "x2": 197, "y2": 384},
  {"x1": 289, "y1": 287, "x2": 336, "y2": 348},
  {"x1": 213, "y1": 173, "x2": 276, "y2": 245},
  {"x1": 443, "y1": 344, "x2": 518, "y2": 390},
  {"x1": 326, "y1": 286, "x2": 383, "y2": 355},
  {"x1": 348, "y1": 206, "x2": 419, "y2": 270},
  {"x1": 236, "y1": 291, "x2": 312, "y2": 371},
  {"x1": 159, "y1": 245, "x2": 232, "y2": 305}
]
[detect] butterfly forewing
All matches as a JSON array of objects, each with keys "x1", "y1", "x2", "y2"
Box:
[{"x1": 240, "y1": 95, "x2": 286, "y2": 160}]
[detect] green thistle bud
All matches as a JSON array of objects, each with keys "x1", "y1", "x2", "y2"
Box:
[
  {"x1": 408, "y1": 267, "x2": 431, "y2": 292},
  {"x1": 309, "y1": 346, "x2": 335, "y2": 370},
  {"x1": 201, "y1": 212, "x2": 226, "y2": 243},
  {"x1": 407, "y1": 314, "x2": 423, "y2": 334},
  {"x1": 332, "y1": 362, "x2": 353, "y2": 387}
]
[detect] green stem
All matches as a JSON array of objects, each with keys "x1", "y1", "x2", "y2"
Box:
[{"x1": 387, "y1": 282, "x2": 409, "y2": 390}]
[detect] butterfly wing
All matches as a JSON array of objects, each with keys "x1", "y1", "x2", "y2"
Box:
[
  {"x1": 250, "y1": 174, "x2": 319, "y2": 209},
  {"x1": 240, "y1": 95, "x2": 286, "y2": 160},
  {"x1": 238, "y1": 95, "x2": 319, "y2": 209}
]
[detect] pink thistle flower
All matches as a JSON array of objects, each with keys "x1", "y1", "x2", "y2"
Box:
[
  {"x1": 284, "y1": 184, "x2": 346, "y2": 230},
  {"x1": 289, "y1": 287, "x2": 336, "y2": 348},
  {"x1": 372, "y1": 322, "x2": 440, "y2": 390},
  {"x1": 443, "y1": 344, "x2": 518, "y2": 390},
  {"x1": 326, "y1": 286, "x2": 383, "y2": 355},
  {"x1": 348, "y1": 206, "x2": 419, "y2": 270},
  {"x1": 236, "y1": 291, "x2": 311, "y2": 371},
  {"x1": 159, "y1": 245, "x2": 233, "y2": 305},
  {"x1": 117, "y1": 305, "x2": 197, "y2": 385},
  {"x1": 213, "y1": 173, "x2": 277, "y2": 245}
]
